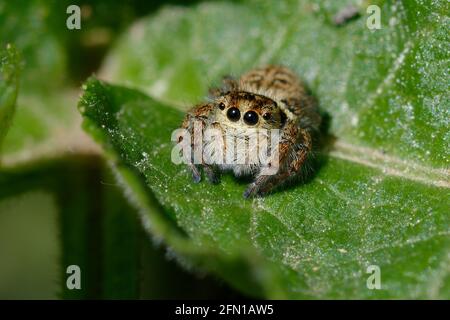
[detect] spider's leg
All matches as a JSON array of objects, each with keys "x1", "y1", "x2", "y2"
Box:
[
  {"x1": 189, "y1": 164, "x2": 202, "y2": 183},
  {"x1": 203, "y1": 164, "x2": 220, "y2": 184},
  {"x1": 180, "y1": 103, "x2": 214, "y2": 183},
  {"x1": 244, "y1": 125, "x2": 311, "y2": 198}
]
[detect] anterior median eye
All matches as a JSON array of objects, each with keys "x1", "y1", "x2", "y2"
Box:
[
  {"x1": 227, "y1": 107, "x2": 241, "y2": 121},
  {"x1": 244, "y1": 110, "x2": 259, "y2": 125}
]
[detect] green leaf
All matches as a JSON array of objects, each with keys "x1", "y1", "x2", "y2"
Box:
[
  {"x1": 80, "y1": 0, "x2": 450, "y2": 298},
  {"x1": 0, "y1": 45, "x2": 20, "y2": 153},
  {"x1": 79, "y1": 77, "x2": 449, "y2": 299},
  {"x1": 80, "y1": 0, "x2": 449, "y2": 298}
]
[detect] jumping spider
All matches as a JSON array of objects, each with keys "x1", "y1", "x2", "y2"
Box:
[{"x1": 178, "y1": 65, "x2": 321, "y2": 198}]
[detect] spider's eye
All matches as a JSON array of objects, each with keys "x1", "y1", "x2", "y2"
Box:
[
  {"x1": 227, "y1": 107, "x2": 241, "y2": 122},
  {"x1": 243, "y1": 111, "x2": 259, "y2": 125},
  {"x1": 262, "y1": 113, "x2": 271, "y2": 120},
  {"x1": 218, "y1": 102, "x2": 225, "y2": 110}
]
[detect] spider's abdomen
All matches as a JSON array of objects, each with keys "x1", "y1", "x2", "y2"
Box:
[{"x1": 240, "y1": 65, "x2": 320, "y2": 131}]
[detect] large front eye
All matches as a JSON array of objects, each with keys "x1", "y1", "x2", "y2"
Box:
[
  {"x1": 227, "y1": 107, "x2": 241, "y2": 122},
  {"x1": 243, "y1": 111, "x2": 259, "y2": 125}
]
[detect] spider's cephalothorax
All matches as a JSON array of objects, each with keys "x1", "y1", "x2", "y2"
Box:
[{"x1": 178, "y1": 65, "x2": 321, "y2": 198}]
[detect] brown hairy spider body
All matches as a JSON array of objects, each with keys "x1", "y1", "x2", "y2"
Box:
[{"x1": 179, "y1": 65, "x2": 321, "y2": 198}]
